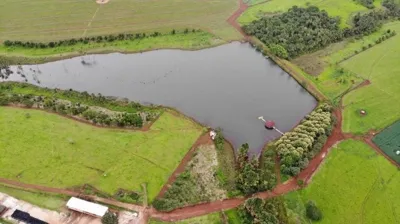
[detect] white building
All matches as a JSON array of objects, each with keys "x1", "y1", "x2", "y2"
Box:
[{"x1": 66, "y1": 197, "x2": 108, "y2": 218}]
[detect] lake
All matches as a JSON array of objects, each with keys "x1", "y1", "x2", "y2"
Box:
[{"x1": 6, "y1": 42, "x2": 317, "y2": 154}]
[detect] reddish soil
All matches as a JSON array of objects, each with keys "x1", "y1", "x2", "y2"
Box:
[
  {"x1": 155, "y1": 132, "x2": 213, "y2": 198},
  {"x1": 227, "y1": 0, "x2": 249, "y2": 39}
]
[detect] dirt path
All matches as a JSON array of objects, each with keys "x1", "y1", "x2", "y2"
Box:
[{"x1": 227, "y1": 0, "x2": 249, "y2": 39}]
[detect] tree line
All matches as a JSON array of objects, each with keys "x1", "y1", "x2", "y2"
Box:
[
  {"x1": 244, "y1": 1, "x2": 400, "y2": 59},
  {"x1": 239, "y1": 197, "x2": 289, "y2": 224},
  {"x1": 3, "y1": 28, "x2": 199, "y2": 49},
  {"x1": 274, "y1": 103, "x2": 334, "y2": 176},
  {"x1": 236, "y1": 143, "x2": 277, "y2": 195}
]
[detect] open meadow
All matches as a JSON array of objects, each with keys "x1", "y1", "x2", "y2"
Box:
[
  {"x1": 0, "y1": 107, "x2": 203, "y2": 202},
  {"x1": 285, "y1": 140, "x2": 400, "y2": 224},
  {"x1": 0, "y1": 0, "x2": 241, "y2": 42},
  {"x1": 341, "y1": 21, "x2": 400, "y2": 134},
  {"x1": 238, "y1": 0, "x2": 369, "y2": 27}
]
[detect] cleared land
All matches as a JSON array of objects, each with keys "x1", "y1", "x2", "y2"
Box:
[
  {"x1": 0, "y1": 107, "x2": 203, "y2": 202},
  {"x1": 0, "y1": 0, "x2": 241, "y2": 42},
  {"x1": 285, "y1": 140, "x2": 400, "y2": 224},
  {"x1": 238, "y1": 0, "x2": 368, "y2": 27},
  {"x1": 373, "y1": 120, "x2": 400, "y2": 164},
  {"x1": 341, "y1": 21, "x2": 400, "y2": 133}
]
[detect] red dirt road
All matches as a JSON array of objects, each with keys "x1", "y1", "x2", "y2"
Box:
[{"x1": 227, "y1": 0, "x2": 249, "y2": 39}]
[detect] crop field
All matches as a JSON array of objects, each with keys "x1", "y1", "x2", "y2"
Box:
[
  {"x1": 285, "y1": 140, "x2": 400, "y2": 224},
  {"x1": 0, "y1": 0, "x2": 241, "y2": 42},
  {"x1": 373, "y1": 120, "x2": 400, "y2": 165},
  {"x1": 341, "y1": 22, "x2": 400, "y2": 134},
  {"x1": 238, "y1": 0, "x2": 368, "y2": 27},
  {"x1": 0, "y1": 107, "x2": 203, "y2": 202}
]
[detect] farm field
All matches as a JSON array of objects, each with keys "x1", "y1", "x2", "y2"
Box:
[
  {"x1": 373, "y1": 120, "x2": 400, "y2": 165},
  {"x1": 291, "y1": 22, "x2": 400, "y2": 101},
  {"x1": 341, "y1": 22, "x2": 400, "y2": 134},
  {"x1": 0, "y1": 107, "x2": 203, "y2": 202},
  {"x1": 0, "y1": 0, "x2": 241, "y2": 42},
  {"x1": 285, "y1": 140, "x2": 400, "y2": 224},
  {"x1": 149, "y1": 212, "x2": 223, "y2": 224},
  {"x1": 238, "y1": 0, "x2": 368, "y2": 27},
  {"x1": 0, "y1": 32, "x2": 224, "y2": 63}
]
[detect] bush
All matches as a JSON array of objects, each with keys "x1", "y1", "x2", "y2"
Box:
[
  {"x1": 306, "y1": 200, "x2": 322, "y2": 221},
  {"x1": 101, "y1": 212, "x2": 118, "y2": 224},
  {"x1": 269, "y1": 44, "x2": 289, "y2": 59}
]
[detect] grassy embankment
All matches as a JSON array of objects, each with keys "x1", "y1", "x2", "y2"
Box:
[
  {"x1": 0, "y1": 106, "x2": 204, "y2": 203},
  {"x1": 238, "y1": 0, "x2": 369, "y2": 27},
  {"x1": 0, "y1": 184, "x2": 67, "y2": 211},
  {"x1": 285, "y1": 140, "x2": 400, "y2": 224},
  {"x1": 341, "y1": 21, "x2": 400, "y2": 134},
  {"x1": 0, "y1": 0, "x2": 241, "y2": 42},
  {"x1": 0, "y1": 31, "x2": 225, "y2": 64},
  {"x1": 149, "y1": 212, "x2": 223, "y2": 224}
]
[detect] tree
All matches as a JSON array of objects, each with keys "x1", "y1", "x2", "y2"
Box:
[
  {"x1": 269, "y1": 44, "x2": 289, "y2": 59},
  {"x1": 306, "y1": 200, "x2": 322, "y2": 221},
  {"x1": 101, "y1": 212, "x2": 118, "y2": 224}
]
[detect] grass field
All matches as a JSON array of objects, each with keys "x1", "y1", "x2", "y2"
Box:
[
  {"x1": 0, "y1": 107, "x2": 203, "y2": 202},
  {"x1": 341, "y1": 22, "x2": 400, "y2": 134},
  {"x1": 285, "y1": 140, "x2": 400, "y2": 224},
  {"x1": 373, "y1": 120, "x2": 400, "y2": 164},
  {"x1": 0, "y1": 32, "x2": 224, "y2": 62},
  {"x1": 0, "y1": 184, "x2": 67, "y2": 211},
  {"x1": 238, "y1": 0, "x2": 368, "y2": 27},
  {"x1": 150, "y1": 212, "x2": 223, "y2": 224},
  {"x1": 0, "y1": 0, "x2": 241, "y2": 42}
]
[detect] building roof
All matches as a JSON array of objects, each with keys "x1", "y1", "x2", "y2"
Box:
[{"x1": 66, "y1": 197, "x2": 108, "y2": 217}]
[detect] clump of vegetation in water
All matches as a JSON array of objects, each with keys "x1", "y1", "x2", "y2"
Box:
[{"x1": 275, "y1": 103, "x2": 334, "y2": 176}]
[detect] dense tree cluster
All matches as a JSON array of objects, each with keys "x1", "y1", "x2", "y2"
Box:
[
  {"x1": 356, "y1": 0, "x2": 375, "y2": 9},
  {"x1": 239, "y1": 197, "x2": 289, "y2": 224},
  {"x1": 275, "y1": 103, "x2": 333, "y2": 176},
  {"x1": 236, "y1": 144, "x2": 276, "y2": 195},
  {"x1": 382, "y1": 0, "x2": 400, "y2": 17},
  {"x1": 243, "y1": 6, "x2": 343, "y2": 58},
  {"x1": 0, "y1": 92, "x2": 147, "y2": 128},
  {"x1": 3, "y1": 29, "x2": 199, "y2": 49}
]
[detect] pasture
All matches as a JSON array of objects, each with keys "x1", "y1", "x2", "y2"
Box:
[
  {"x1": 0, "y1": 107, "x2": 203, "y2": 202},
  {"x1": 0, "y1": 0, "x2": 241, "y2": 42},
  {"x1": 238, "y1": 0, "x2": 368, "y2": 27},
  {"x1": 285, "y1": 140, "x2": 400, "y2": 224},
  {"x1": 341, "y1": 22, "x2": 400, "y2": 134},
  {"x1": 373, "y1": 120, "x2": 400, "y2": 165}
]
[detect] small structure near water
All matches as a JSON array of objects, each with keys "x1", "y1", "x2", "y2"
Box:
[{"x1": 258, "y1": 116, "x2": 284, "y2": 135}]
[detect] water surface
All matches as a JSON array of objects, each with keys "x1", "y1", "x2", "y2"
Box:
[{"x1": 7, "y1": 42, "x2": 317, "y2": 154}]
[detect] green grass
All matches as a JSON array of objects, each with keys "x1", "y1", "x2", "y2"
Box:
[
  {"x1": 373, "y1": 120, "x2": 400, "y2": 165},
  {"x1": 0, "y1": 0, "x2": 241, "y2": 42},
  {"x1": 285, "y1": 140, "x2": 400, "y2": 224},
  {"x1": 238, "y1": 0, "x2": 368, "y2": 27},
  {"x1": 0, "y1": 32, "x2": 225, "y2": 63},
  {"x1": 225, "y1": 209, "x2": 242, "y2": 224},
  {"x1": 341, "y1": 21, "x2": 400, "y2": 134},
  {"x1": 0, "y1": 184, "x2": 66, "y2": 211},
  {"x1": 149, "y1": 212, "x2": 223, "y2": 224},
  {"x1": 0, "y1": 107, "x2": 203, "y2": 202}
]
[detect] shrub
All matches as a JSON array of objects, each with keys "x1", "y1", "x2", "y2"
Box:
[
  {"x1": 306, "y1": 200, "x2": 322, "y2": 221},
  {"x1": 269, "y1": 44, "x2": 289, "y2": 59},
  {"x1": 101, "y1": 212, "x2": 118, "y2": 224}
]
